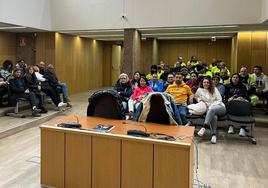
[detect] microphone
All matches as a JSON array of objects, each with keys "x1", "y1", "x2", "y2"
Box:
[{"x1": 57, "y1": 115, "x2": 82, "y2": 129}]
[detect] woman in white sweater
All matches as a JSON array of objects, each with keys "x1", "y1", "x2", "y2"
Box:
[{"x1": 195, "y1": 77, "x2": 226, "y2": 144}]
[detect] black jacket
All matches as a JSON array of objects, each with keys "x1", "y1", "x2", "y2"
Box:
[
  {"x1": 113, "y1": 80, "x2": 133, "y2": 101},
  {"x1": 25, "y1": 74, "x2": 39, "y2": 92},
  {"x1": 9, "y1": 76, "x2": 27, "y2": 95},
  {"x1": 44, "y1": 71, "x2": 59, "y2": 88},
  {"x1": 225, "y1": 83, "x2": 247, "y2": 101}
]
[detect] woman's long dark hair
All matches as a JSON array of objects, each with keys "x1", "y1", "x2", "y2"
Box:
[
  {"x1": 138, "y1": 76, "x2": 149, "y2": 87},
  {"x1": 199, "y1": 77, "x2": 215, "y2": 95},
  {"x1": 25, "y1": 66, "x2": 37, "y2": 82}
]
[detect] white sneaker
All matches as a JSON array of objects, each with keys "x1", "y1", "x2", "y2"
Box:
[
  {"x1": 211, "y1": 135, "x2": 217, "y2": 144},
  {"x1": 239, "y1": 128, "x2": 246, "y2": 137},
  {"x1": 228, "y1": 126, "x2": 234, "y2": 134},
  {"x1": 185, "y1": 121, "x2": 192, "y2": 126},
  {"x1": 58, "y1": 102, "x2": 67, "y2": 108},
  {"x1": 197, "y1": 127, "x2": 205, "y2": 137}
]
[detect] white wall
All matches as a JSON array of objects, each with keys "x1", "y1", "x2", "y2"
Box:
[
  {"x1": 0, "y1": 0, "x2": 264, "y2": 31},
  {"x1": 0, "y1": 0, "x2": 51, "y2": 30},
  {"x1": 261, "y1": 0, "x2": 268, "y2": 23},
  {"x1": 50, "y1": 0, "x2": 123, "y2": 30},
  {"x1": 51, "y1": 0, "x2": 263, "y2": 30}
]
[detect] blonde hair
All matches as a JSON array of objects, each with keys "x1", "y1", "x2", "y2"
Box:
[{"x1": 119, "y1": 73, "x2": 129, "y2": 82}]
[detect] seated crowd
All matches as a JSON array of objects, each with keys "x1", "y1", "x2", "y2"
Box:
[
  {"x1": 114, "y1": 56, "x2": 268, "y2": 144},
  {"x1": 0, "y1": 60, "x2": 72, "y2": 117}
]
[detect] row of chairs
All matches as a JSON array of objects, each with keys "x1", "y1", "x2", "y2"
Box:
[
  {"x1": 87, "y1": 90, "x2": 257, "y2": 144},
  {"x1": 187, "y1": 100, "x2": 256, "y2": 144}
]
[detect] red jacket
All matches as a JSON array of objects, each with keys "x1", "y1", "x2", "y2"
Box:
[{"x1": 132, "y1": 85, "x2": 153, "y2": 101}]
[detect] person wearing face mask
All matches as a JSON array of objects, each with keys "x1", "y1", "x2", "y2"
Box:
[
  {"x1": 148, "y1": 73, "x2": 164, "y2": 92},
  {"x1": 196, "y1": 77, "x2": 226, "y2": 144},
  {"x1": 114, "y1": 73, "x2": 133, "y2": 111},
  {"x1": 165, "y1": 72, "x2": 193, "y2": 126}
]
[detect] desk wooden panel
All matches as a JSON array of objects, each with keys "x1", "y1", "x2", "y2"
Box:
[
  {"x1": 154, "y1": 145, "x2": 191, "y2": 188},
  {"x1": 65, "y1": 132, "x2": 91, "y2": 188},
  {"x1": 41, "y1": 129, "x2": 65, "y2": 188},
  {"x1": 122, "y1": 140, "x2": 153, "y2": 188},
  {"x1": 41, "y1": 115, "x2": 194, "y2": 188},
  {"x1": 92, "y1": 136, "x2": 121, "y2": 188}
]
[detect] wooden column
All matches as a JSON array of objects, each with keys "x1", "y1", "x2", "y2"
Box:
[{"x1": 122, "y1": 29, "x2": 141, "y2": 76}]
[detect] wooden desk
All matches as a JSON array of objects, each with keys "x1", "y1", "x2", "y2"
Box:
[{"x1": 40, "y1": 115, "x2": 195, "y2": 188}]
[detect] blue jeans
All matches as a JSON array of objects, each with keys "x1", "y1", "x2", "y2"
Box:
[
  {"x1": 57, "y1": 83, "x2": 69, "y2": 101},
  {"x1": 176, "y1": 104, "x2": 188, "y2": 125}
]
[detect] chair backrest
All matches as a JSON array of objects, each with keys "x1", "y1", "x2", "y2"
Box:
[
  {"x1": 146, "y1": 94, "x2": 170, "y2": 124},
  {"x1": 87, "y1": 89, "x2": 125, "y2": 119},
  {"x1": 226, "y1": 99, "x2": 252, "y2": 116}
]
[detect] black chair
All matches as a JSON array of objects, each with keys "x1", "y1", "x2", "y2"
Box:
[
  {"x1": 87, "y1": 89, "x2": 125, "y2": 119},
  {"x1": 146, "y1": 94, "x2": 170, "y2": 124},
  {"x1": 226, "y1": 100, "x2": 257, "y2": 144}
]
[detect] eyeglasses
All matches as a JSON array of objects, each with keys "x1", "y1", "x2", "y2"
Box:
[{"x1": 120, "y1": 77, "x2": 127, "y2": 80}]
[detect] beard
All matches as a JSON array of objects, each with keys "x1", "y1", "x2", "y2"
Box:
[{"x1": 175, "y1": 80, "x2": 182, "y2": 85}]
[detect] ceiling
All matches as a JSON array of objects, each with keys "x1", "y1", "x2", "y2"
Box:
[
  {"x1": 1, "y1": 22, "x2": 268, "y2": 41},
  {"x1": 0, "y1": 22, "x2": 44, "y2": 32},
  {"x1": 58, "y1": 24, "x2": 268, "y2": 41}
]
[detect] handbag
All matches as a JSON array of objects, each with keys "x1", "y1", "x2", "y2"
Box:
[{"x1": 187, "y1": 101, "x2": 207, "y2": 115}]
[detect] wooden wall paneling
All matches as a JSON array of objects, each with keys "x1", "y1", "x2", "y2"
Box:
[
  {"x1": 103, "y1": 42, "x2": 112, "y2": 87},
  {"x1": 187, "y1": 40, "x2": 198, "y2": 61},
  {"x1": 121, "y1": 140, "x2": 153, "y2": 188},
  {"x1": 197, "y1": 40, "x2": 207, "y2": 63},
  {"x1": 154, "y1": 144, "x2": 191, "y2": 188},
  {"x1": 35, "y1": 33, "x2": 46, "y2": 64},
  {"x1": 231, "y1": 35, "x2": 238, "y2": 74},
  {"x1": 251, "y1": 32, "x2": 266, "y2": 73},
  {"x1": 55, "y1": 33, "x2": 104, "y2": 94},
  {"x1": 111, "y1": 44, "x2": 122, "y2": 85},
  {"x1": 206, "y1": 41, "x2": 217, "y2": 64},
  {"x1": 216, "y1": 40, "x2": 228, "y2": 66},
  {"x1": 140, "y1": 40, "x2": 147, "y2": 73},
  {"x1": 225, "y1": 40, "x2": 232, "y2": 68},
  {"x1": 176, "y1": 40, "x2": 188, "y2": 65},
  {"x1": 159, "y1": 41, "x2": 170, "y2": 66},
  {"x1": 35, "y1": 32, "x2": 55, "y2": 66},
  {"x1": 169, "y1": 41, "x2": 179, "y2": 67},
  {"x1": 158, "y1": 39, "x2": 231, "y2": 68},
  {"x1": 96, "y1": 40, "x2": 104, "y2": 88},
  {"x1": 41, "y1": 129, "x2": 65, "y2": 188},
  {"x1": 65, "y1": 132, "x2": 91, "y2": 188},
  {"x1": 0, "y1": 31, "x2": 16, "y2": 64},
  {"x1": 237, "y1": 32, "x2": 252, "y2": 71},
  {"x1": 92, "y1": 136, "x2": 121, "y2": 188}
]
